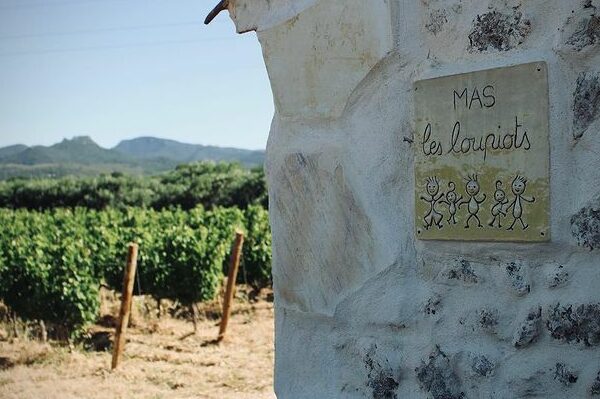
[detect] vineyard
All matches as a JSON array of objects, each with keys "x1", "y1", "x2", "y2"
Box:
[{"x1": 0, "y1": 204, "x2": 271, "y2": 339}]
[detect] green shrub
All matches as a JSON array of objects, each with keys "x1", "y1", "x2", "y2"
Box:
[
  {"x1": 240, "y1": 205, "x2": 272, "y2": 293},
  {"x1": 0, "y1": 162, "x2": 267, "y2": 211},
  {"x1": 0, "y1": 209, "x2": 99, "y2": 338}
]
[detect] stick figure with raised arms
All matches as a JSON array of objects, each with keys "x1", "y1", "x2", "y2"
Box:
[
  {"x1": 439, "y1": 182, "x2": 462, "y2": 225},
  {"x1": 459, "y1": 174, "x2": 486, "y2": 228},
  {"x1": 489, "y1": 180, "x2": 508, "y2": 228},
  {"x1": 420, "y1": 176, "x2": 444, "y2": 230},
  {"x1": 506, "y1": 175, "x2": 535, "y2": 230}
]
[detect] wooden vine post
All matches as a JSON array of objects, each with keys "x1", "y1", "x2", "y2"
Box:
[
  {"x1": 218, "y1": 231, "x2": 244, "y2": 342},
  {"x1": 111, "y1": 243, "x2": 138, "y2": 370}
]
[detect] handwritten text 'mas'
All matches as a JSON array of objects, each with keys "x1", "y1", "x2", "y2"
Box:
[
  {"x1": 422, "y1": 116, "x2": 531, "y2": 161},
  {"x1": 453, "y1": 85, "x2": 496, "y2": 110}
]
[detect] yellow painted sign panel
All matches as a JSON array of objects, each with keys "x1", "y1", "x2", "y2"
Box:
[{"x1": 414, "y1": 62, "x2": 550, "y2": 242}]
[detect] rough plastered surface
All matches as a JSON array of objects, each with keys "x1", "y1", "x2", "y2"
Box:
[
  {"x1": 228, "y1": 0, "x2": 600, "y2": 397},
  {"x1": 257, "y1": 0, "x2": 394, "y2": 120},
  {"x1": 227, "y1": 0, "x2": 318, "y2": 33}
]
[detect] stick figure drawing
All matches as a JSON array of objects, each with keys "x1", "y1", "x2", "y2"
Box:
[
  {"x1": 506, "y1": 175, "x2": 535, "y2": 230},
  {"x1": 459, "y1": 174, "x2": 486, "y2": 228},
  {"x1": 420, "y1": 176, "x2": 444, "y2": 230},
  {"x1": 489, "y1": 180, "x2": 508, "y2": 228},
  {"x1": 440, "y1": 182, "x2": 462, "y2": 225}
]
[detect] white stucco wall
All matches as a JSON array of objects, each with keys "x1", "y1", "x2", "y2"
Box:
[{"x1": 226, "y1": 0, "x2": 600, "y2": 397}]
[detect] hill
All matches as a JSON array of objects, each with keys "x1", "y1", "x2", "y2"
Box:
[
  {"x1": 0, "y1": 136, "x2": 264, "y2": 179},
  {"x1": 0, "y1": 145, "x2": 28, "y2": 159},
  {"x1": 113, "y1": 137, "x2": 265, "y2": 166},
  {"x1": 0, "y1": 136, "x2": 123, "y2": 166}
]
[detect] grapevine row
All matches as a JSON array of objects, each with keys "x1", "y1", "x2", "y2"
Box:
[{"x1": 0, "y1": 205, "x2": 271, "y2": 338}]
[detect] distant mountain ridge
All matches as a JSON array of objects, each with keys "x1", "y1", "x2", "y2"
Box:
[
  {"x1": 0, "y1": 136, "x2": 264, "y2": 179},
  {"x1": 113, "y1": 137, "x2": 265, "y2": 165},
  {"x1": 0, "y1": 144, "x2": 28, "y2": 159},
  {"x1": 1, "y1": 136, "x2": 124, "y2": 166}
]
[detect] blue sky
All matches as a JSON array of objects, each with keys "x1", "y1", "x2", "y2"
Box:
[{"x1": 0, "y1": 0, "x2": 273, "y2": 150}]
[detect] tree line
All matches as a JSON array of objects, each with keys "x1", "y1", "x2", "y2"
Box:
[{"x1": 0, "y1": 162, "x2": 267, "y2": 210}]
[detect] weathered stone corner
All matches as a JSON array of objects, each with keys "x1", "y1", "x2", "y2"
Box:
[{"x1": 242, "y1": 0, "x2": 600, "y2": 397}]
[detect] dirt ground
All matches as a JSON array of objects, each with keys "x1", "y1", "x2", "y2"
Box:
[{"x1": 0, "y1": 295, "x2": 275, "y2": 399}]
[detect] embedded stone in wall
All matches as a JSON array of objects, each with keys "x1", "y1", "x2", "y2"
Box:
[
  {"x1": 425, "y1": 9, "x2": 448, "y2": 36},
  {"x1": 469, "y1": 354, "x2": 495, "y2": 378},
  {"x1": 546, "y1": 303, "x2": 600, "y2": 346},
  {"x1": 513, "y1": 306, "x2": 542, "y2": 348},
  {"x1": 508, "y1": 369, "x2": 552, "y2": 397},
  {"x1": 478, "y1": 308, "x2": 499, "y2": 332},
  {"x1": 573, "y1": 72, "x2": 600, "y2": 139},
  {"x1": 591, "y1": 371, "x2": 600, "y2": 395},
  {"x1": 422, "y1": 293, "x2": 442, "y2": 316},
  {"x1": 505, "y1": 261, "x2": 531, "y2": 296},
  {"x1": 468, "y1": 8, "x2": 531, "y2": 52},
  {"x1": 445, "y1": 259, "x2": 479, "y2": 284},
  {"x1": 363, "y1": 345, "x2": 400, "y2": 399},
  {"x1": 571, "y1": 195, "x2": 600, "y2": 250},
  {"x1": 558, "y1": 2, "x2": 600, "y2": 53},
  {"x1": 546, "y1": 263, "x2": 570, "y2": 289},
  {"x1": 415, "y1": 347, "x2": 464, "y2": 399},
  {"x1": 554, "y1": 363, "x2": 579, "y2": 387}
]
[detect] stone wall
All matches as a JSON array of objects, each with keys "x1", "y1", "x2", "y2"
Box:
[{"x1": 225, "y1": 0, "x2": 600, "y2": 397}]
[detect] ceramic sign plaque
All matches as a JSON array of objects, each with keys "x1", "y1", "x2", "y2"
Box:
[{"x1": 414, "y1": 62, "x2": 550, "y2": 242}]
